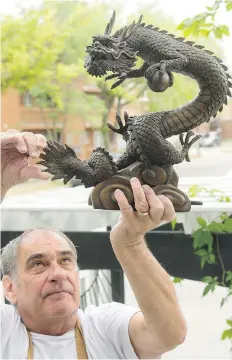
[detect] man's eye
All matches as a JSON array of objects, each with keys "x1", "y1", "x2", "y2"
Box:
[
  {"x1": 32, "y1": 261, "x2": 44, "y2": 268},
  {"x1": 62, "y1": 257, "x2": 72, "y2": 264}
]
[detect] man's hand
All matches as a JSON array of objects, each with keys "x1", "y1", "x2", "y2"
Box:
[
  {"x1": 110, "y1": 177, "x2": 175, "y2": 247},
  {"x1": 1, "y1": 129, "x2": 49, "y2": 197}
]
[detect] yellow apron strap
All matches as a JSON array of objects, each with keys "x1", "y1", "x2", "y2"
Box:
[
  {"x1": 27, "y1": 329, "x2": 33, "y2": 360},
  {"x1": 27, "y1": 319, "x2": 88, "y2": 359},
  {"x1": 76, "y1": 318, "x2": 88, "y2": 359}
]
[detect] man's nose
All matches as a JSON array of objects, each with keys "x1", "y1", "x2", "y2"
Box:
[{"x1": 47, "y1": 263, "x2": 67, "y2": 282}]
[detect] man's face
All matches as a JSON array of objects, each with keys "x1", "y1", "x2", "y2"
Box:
[{"x1": 13, "y1": 230, "x2": 80, "y2": 320}]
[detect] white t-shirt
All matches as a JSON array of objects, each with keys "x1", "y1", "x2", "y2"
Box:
[{"x1": 1, "y1": 302, "x2": 140, "y2": 359}]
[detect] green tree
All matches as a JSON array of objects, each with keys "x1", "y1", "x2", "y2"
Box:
[
  {"x1": 177, "y1": 0, "x2": 232, "y2": 38},
  {"x1": 1, "y1": 7, "x2": 67, "y2": 92},
  {"x1": 1, "y1": 2, "x2": 108, "y2": 144}
]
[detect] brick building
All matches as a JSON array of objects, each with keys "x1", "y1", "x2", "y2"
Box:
[
  {"x1": 1, "y1": 82, "x2": 118, "y2": 160},
  {"x1": 2, "y1": 84, "x2": 232, "y2": 161}
]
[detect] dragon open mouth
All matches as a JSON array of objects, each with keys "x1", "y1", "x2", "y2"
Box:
[
  {"x1": 86, "y1": 64, "x2": 107, "y2": 77},
  {"x1": 84, "y1": 55, "x2": 108, "y2": 77}
]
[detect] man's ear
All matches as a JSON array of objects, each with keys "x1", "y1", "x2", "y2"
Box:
[{"x1": 2, "y1": 275, "x2": 18, "y2": 304}]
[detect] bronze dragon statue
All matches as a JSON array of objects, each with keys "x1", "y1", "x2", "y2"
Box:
[{"x1": 39, "y1": 11, "x2": 232, "y2": 212}]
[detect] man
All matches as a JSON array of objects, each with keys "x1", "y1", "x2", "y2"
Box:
[{"x1": 0, "y1": 129, "x2": 187, "y2": 359}]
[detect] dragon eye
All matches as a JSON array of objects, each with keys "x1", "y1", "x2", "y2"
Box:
[
  {"x1": 119, "y1": 41, "x2": 126, "y2": 49},
  {"x1": 101, "y1": 39, "x2": 111, "y2": 47}
]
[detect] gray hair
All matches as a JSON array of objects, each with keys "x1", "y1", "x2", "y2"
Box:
[{"x1": 0, "y1": 226, "x2": 78, "y2": 280}]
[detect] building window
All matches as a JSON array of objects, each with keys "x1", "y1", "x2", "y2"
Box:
[
  {"x1": 20, "y1": 92, "x2": 33, "y2": 106},
  {"x1": 20, "y1": 92, "x2": 55, "y2": 108}
]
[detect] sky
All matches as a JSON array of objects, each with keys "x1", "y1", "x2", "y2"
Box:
[{"x1": 1, "y1": 0, "x2": 232, "y2": 66}]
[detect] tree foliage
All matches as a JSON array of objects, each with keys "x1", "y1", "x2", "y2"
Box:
[
  {"x1": 1, "y1": 1, "x2": 112, "y2": 143},
  {"x1": 177, "y1": 0, "x2": 232, "y2": 38}
]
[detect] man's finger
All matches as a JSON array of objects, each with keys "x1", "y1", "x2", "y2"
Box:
[
  {"x1": 130, "y1": 178, "x2": 149, "y2": 214},
  {"x1": 6, "y1": 129, "x2": 20, "y2": 134},
  {"x1": 1, "y1": 133, "x2": 28, "y2": 153},
  {"x1": 35, "y1": 134, "x2": 48, "y2": 152},
  {"x1": 20, "y1": 166, "x2": 50, "y2": 182},
  {"x1": 142, "y1": 185, "x2": 165, "y2": 220},
  {"x1": 22, "y1": 132, "x2": 38, "y2": 158},
  {"x1": 158, "y1": 195, "x2": 176, "y2": 221},
  {"x1": 114, "y1": 189, "x2": 134, "y2": 222}
]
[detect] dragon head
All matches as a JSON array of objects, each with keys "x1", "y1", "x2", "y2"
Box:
[{"x1": 84, "y1": 11, "x2": 142, "y2": 77}]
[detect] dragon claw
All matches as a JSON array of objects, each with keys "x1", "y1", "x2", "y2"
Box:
[
  {"x1": 105, "y1": 72, "x2": 127, "y2": 89},
  {"x1": 37, "y1": 141, "x2": 81, "y2": 184},
  {"x1": 145, "y1": 62, "x2": 166, "y2": 81},
  {"x1": 105, "y1": 73, "x2": 120, "y2": 81},
  {"x1": 105, "y1": 72, "x2": 127, "y2": 88},
  {"x1": 167, "y1": 71, "x2": 174, "y2": 87},
  {"x1": 124, "y1": 111, "x2": 129, "y2": 123},
  {"x1": 159, "y1": 60, "x2": 167, "y2": 71},
  {"x1": 180, "y1": 131, "x2": 202, "y2": 162},
  {"x1": 107, "y1": 111, "x2": 130, "y2": 139},
  {"x1": 189, "y1": 134, "x2": 201, "y2": 147},
  {"x1": 145, "y1": 62, "x2": 173, "y2": 92},
  {"x1": 185, "y1": 130, "x2": 195, "y2": 143},
  {"x1": 179, "y1": 133, "x2": 184, "y2": 145},
  {"x1": 107, "y1": 122, "x2": 120, "y2": 134},
  {"x1": 116, "y1": 112, "x2": 123, "y2": 128},
  {"x1": 179, "y1": 131, "x2": 195, "y2": 146}
]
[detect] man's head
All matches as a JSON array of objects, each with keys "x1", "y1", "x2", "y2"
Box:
[{"x1": 1, "y1": 227, "x2": 80, "y2": 325}]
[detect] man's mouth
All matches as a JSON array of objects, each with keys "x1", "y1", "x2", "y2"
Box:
[{"x1": 45, "y1": 290, "x2": 71, "y2": 298}]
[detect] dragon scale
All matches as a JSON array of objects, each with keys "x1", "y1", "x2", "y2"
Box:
[{"x1": 125, "y1": 25, "x2": 230, "y2": 133}]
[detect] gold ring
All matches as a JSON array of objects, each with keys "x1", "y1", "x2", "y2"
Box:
[{"x1": 137, "y1": 211, "x2": 148, "y2": 216}]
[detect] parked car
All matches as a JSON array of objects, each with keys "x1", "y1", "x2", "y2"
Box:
[
  {"x1": 70, "y1": 178, "x2": 82, "y2": 187},
  {"x1": 199, "y1": 130, "x2": 221, "y2": 147}
]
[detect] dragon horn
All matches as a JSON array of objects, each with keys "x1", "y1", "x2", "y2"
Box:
[
  {"x1": 120, "y1": 15, "x2": 143, "y2": 42},
  {"x1": 118, "y1": 26, "x2": 128, "y2": 42},
  {"x1": 104, "y1": 10, "x2": 116, "y2": 35}
]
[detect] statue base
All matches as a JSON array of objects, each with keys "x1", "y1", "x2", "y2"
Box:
[{"x1": 88, "y1": 161, "x2": 191, "y2": 212}]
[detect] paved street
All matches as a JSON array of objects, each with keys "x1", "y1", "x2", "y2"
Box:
[{"x1": 175, "y1": 145, "x2": 232, "y2": 177}]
